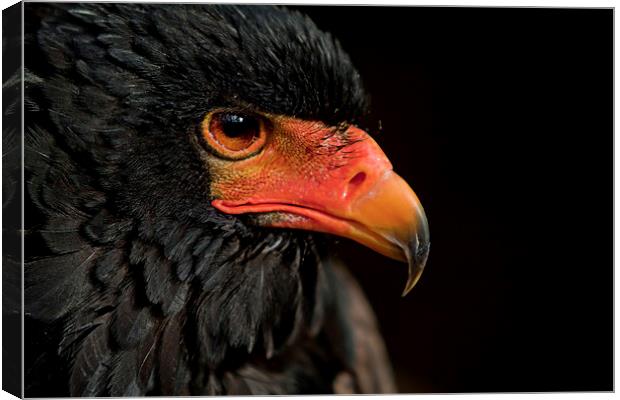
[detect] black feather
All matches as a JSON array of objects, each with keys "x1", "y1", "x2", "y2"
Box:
[
  {"x1": 69, "y1": 321, "x2": 112, "y2": 397},
  {"x1": 158, "y1": 314, "x2": 191, "y2": 395},
  {"x1": 108, "y1": 350, "x2": 141, "y2": 396},
  {"x1": 110, "y1": 283, "x2": 154, "y2": 350},
  {"x1": 25, "y1": 247, "x2": 98, "y2": 321}
]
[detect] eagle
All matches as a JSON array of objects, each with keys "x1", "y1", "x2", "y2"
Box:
[{"x1": 21, "y1": 3, "x2": 430, "y2": 396}]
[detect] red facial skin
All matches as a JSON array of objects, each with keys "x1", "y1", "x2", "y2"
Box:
[{"x1": 204, "y1": 114, "x2": 429, "y2": 294}]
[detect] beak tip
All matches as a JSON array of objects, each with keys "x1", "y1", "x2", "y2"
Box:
[{"x1": 401, "y1": 239, "x2": 430, "y2": 297}]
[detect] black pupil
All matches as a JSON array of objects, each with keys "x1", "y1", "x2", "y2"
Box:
[{"x1": 219, "y1": 113, "x2": 258, "y2": 138}]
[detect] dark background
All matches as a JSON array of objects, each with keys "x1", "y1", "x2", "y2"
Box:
[{"x1": 293, "y1": 6, "x2": 613, "y2": 393}]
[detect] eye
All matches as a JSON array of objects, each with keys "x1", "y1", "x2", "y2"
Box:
[{"x1": 201, "y1": 111, "x2": 268, "y2": 159}]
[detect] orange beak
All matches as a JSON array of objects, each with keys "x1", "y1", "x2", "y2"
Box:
[{"x1": 211, "y1": 120, "x2": 429, "y2": 295}]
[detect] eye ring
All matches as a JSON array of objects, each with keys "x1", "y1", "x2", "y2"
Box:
[{"x1": 201, "y1": 110, "x2": 268, "y2": 160}]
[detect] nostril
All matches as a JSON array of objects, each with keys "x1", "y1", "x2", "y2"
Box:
[
  {"x1": 349, "y1": 172, "x2": 367, "y2": 188},
  {"x1": 342, "y1": 172, "x2": 366, "y2": 199},
  {"x1": 345, "y1": 172, "x2": 367, "y2": 199}
]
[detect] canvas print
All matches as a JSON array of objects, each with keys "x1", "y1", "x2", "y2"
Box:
[{"x1": 2, "y1": 2, "x2": 613, "y2": 397}]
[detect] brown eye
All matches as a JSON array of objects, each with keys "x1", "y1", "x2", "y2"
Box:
[{"x1": 202, "y1": 111, "x2": 267, "y2": 159}]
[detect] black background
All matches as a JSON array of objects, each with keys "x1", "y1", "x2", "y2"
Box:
[{"x1": 294, "y1": 6, "x2": 613, "y2": 393}]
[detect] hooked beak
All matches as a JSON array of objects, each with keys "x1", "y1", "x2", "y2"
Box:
[{"x1": 342, "y1": 170, "x2": 430, "y2": 296}]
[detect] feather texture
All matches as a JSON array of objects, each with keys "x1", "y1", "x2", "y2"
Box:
[{"x1": 68, "y1": 319, "x2": 113, "y2": 397}]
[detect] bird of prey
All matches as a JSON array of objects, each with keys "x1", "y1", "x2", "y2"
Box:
[{"x1": 22, "y1": 3, "x2": 430, "y2": 396}]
